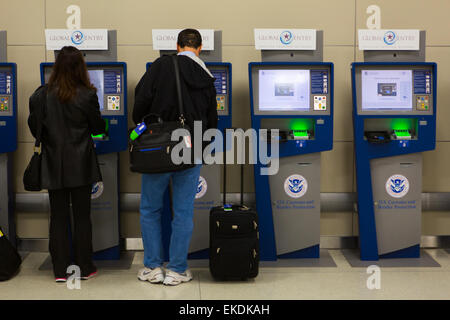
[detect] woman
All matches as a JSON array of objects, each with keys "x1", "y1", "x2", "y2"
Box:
[{"x1": 28, "y1": 46, "x2": 105, "y2": 282}]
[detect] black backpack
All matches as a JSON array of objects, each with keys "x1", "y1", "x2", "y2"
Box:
[{"x1": 0, "y1": 228, "x2": 21, "y2": 281}]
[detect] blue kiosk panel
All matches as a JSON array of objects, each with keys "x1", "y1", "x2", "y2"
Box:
[
  {"x1": 249, "y1": 62, "x2": 334, "y2": 261},
  {"x1": 352, "y1": 62, "x2": 437, "y2": 260},
  {"x1": 0, "y1": 63, "x2": 17, "y2": 153},
  {"x1": 0, "y1": 63, "x2": 17, "y2": 245}
]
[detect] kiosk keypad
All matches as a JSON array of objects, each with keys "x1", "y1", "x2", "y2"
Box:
[
  {"x1": 216, "y1": 95, "x2": 226, "y2": 111},
  {"x1": 313, "y1": 95, "x2": 327, "y2": 111},
  {"x1": 0, "y1": 97, "x2": 9, "y2": 112},
  {"x1": 107, "y1": 95, "x2": 121, "y2": 111},
  {"x1": 416, "y1": 95, "x2": 429, "y2": 111}
]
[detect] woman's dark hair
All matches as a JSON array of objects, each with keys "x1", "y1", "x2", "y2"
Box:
[
  {"x1": 48, "y1": 46, "x2": 95, "y2": 103},
  {"x1": 177, "y1": 29, "x2": 202, "y2": 49}
]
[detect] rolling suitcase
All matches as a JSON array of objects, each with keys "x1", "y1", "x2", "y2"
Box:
[{"x1": 209, "y1": 143, "x2": 259, "y2": 280}]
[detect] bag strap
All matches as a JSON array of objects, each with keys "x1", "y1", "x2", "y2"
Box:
[{"x1": 171, "y1": 54, "x2": 186, "y2": 126}]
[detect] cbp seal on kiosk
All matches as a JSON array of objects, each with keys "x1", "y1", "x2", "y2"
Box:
[
  {"x1": 91, "y1": 182, "x2": 104, "y2": 200},
  {"x1": 386, "y1": 174, "x2": 409, "y2": 198},
  {"x1": 195, "y1": 176, "x2": 207, "y2": 199},
  {"x1": 284, "y1": 174, "x2": 308, "y2": 199}
]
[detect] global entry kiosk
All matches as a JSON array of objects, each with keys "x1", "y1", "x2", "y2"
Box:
[{"x1": 0, "y1": 28, "x2": 442, "y2": 266}]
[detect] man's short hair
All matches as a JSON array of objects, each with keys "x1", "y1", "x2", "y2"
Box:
[{"x1": 177, "y1": 29, "x2": 202, "y2": 49}]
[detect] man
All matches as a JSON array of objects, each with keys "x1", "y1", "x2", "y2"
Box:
[{"x1": 133, "y1": 29, "x2": 218, "y2": 286}]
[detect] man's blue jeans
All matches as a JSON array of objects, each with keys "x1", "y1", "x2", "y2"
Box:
[{"x1": 140, "y1": 165, "x2": 202, "y2": 273}]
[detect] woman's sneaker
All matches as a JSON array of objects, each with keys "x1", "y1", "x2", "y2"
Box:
[
  {"x1": 163, "y1": 269, "x2": 193, "y2": 286},
  {"x1": 81, "y1": 270, "x2": 98, "y2": 280},
  {"x1": 55, "y1": 277, "x2": 67, "y2": 283},
  {"x1": 137, "y1": 267, "x2": 164, "y2": 284}
]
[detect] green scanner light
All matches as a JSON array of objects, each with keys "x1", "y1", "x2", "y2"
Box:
[
  {"x1": 390, "y1": 118, "x2": 415, "y2": 139},
  {"x1": 292, "y1": 129, "x2": 309, "y2": 137},
  {"x1": 393, "y1": 129, "x2": 411, "y2": 138},
  {"x1": 91, "y1": 118, "x2": 109, "y2": 140},
  {"x1": 391, "y1": 119, "x2": 411, "y2": 131},
  {"x1": 290, "y1": 119, "x2": 313, "y2": 131}
]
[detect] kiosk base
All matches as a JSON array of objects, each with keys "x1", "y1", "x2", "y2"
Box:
[
  {"x1": 270, "y1": 153, "x2": 321, "y2": 258},
  {"x1": 278, "y1": 245, "x2": 320, "y2": 259},
  {"x1": 0, "y1": 153, "x2": 14, "y2": 247},
  {"x1": 370, "y1": 153, "x2": 422, "y2": 257},
  {"x1": 91, "y1": 153, "x2": 120, "y2": 260},
  {"x1": 189, "y1": 164, "x2": 221, "y2": 256}
]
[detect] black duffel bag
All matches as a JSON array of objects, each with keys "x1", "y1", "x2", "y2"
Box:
[
  {"x1": 129, "y1": 54, "x2": 195, "y2": 174},
  {"x1": 129, "y1": 114, "x2": 194, "y2": 174},
  {"x1": 0, "y1": 228, "x2": 21, "y2": 281}
]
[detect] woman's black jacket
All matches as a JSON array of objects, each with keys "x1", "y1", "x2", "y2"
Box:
[{"x1": 28, "y1": 85, "x2": 106, "y2": 190}]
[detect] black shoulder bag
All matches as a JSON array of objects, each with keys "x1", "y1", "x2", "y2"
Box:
[
  {"x1": 23, "y1": 87, "x2": 46, "y2": 191},
  {"x1": 129, "y1": 55, "x2": 195, "y2": 174}
]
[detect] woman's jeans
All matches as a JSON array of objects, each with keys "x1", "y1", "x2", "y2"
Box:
[{"x1": 140, "y1": 165, "x2": 202, "y2": 273}]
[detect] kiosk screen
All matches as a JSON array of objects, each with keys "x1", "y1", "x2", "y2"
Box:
[
  {"x1": 88, "y1": 70, "x2": 105, "y2": 111},
  {"x1": 362, "y1": 70, "x2": 413, "y2": 111},
  {"x1": 259, "y1": 69, "x2": 310, "y2": 111}
]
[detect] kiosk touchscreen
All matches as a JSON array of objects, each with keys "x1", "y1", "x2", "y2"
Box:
[
  {"x1": 0, "y1": 62, "x2": 17, "y2": 245},
  {"x1": 249, "y1": 62, "x2": 333, "y2": 260},
  {"x1": 41, "y1": 62, "x2": 127, "y2": 259},
  {"x1": 144, "y1": 61, "x2": 232, "y2": 259},
  {"x1": 352, "y1": 62, "x2": 436, "y2": 260}
]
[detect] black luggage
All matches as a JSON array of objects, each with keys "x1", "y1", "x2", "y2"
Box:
[
  {"x1": 209, "y1": 145, "x2": 259, "y2": 280},
  {"x1": 0, "y1": 228, "x2": 21, "y2": 281}
]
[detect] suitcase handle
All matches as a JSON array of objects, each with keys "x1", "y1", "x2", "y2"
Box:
[{"x1": 222, "y1": 129, "x2": 245, "y2": 207}]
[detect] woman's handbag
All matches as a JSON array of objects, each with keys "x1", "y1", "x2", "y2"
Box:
[
  {"x1": 129, "y1": 55, "x2": 195, "y2": 174},
  {"x1": 23, "y1": 87, "x2": 46, "y2": 191}
]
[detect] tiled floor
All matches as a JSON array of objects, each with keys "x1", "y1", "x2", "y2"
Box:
[{"x1": 1, "y1": 249, "x2": 449, "y2": 300}]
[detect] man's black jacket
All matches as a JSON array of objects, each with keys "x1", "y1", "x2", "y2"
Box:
[{"x1": 133, "y1": 54, "x2": 218, "y2": 137}]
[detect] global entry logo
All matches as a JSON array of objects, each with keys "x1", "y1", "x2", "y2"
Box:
[
  {"x1": 383, "y1": 31, "x2": 397, "y2": 45},
  {"x1": 71, "y1": 30, "x2": 84, "y2": 45},
  {"x1": 280, "y1": 30, "x2": 293, "y2": 45}
]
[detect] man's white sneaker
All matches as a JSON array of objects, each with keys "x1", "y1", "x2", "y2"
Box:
[
  {"x1": 163, "y1": 269, "x2": 193, "y2": 286},
  {"x1": 137, "y1": 267, "x2": 164, "y2": 284}
]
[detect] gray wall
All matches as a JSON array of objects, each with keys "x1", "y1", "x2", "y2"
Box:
[{"x1": 1, "y1": 0, "x2": 450, "y2": 239}]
